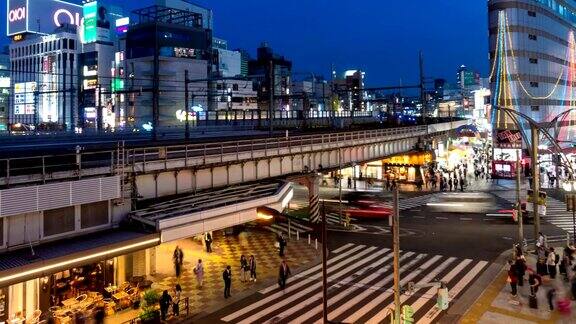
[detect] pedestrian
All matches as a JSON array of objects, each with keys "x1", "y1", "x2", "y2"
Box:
[
  {"x1": 278, "y1": 233, "x2": 287, "y2": 257},
  {"x1": 173, "y1": 284, "x2": 182, "y2": 317},
  {"x1": 193, "y1": 259, "x2": 204, "y2": 287},
  {"x1": 359, "y1": 171, "x2": 363, "y2": 180},
  {"x1": 547, "y1": 288, "x2": 556, "y2": 311},
  {"x1": 560, "y1": 254, "x2": 569, "y2": 281},
  {"x1": 223, "y1": 265, "x2": 232, "y2": 298},
  {"x1": 347, "y1": 177, "x2": 352, "y2": 189},
  {"x1": 459, "y1": 177, "x2": 465, "y2": 192},
  {"x1": 172, "y1": 246, "x2": 184, "y2": 280},
  {"x1": 507, "y1": 260, "x2": 518, "y2": 297},
  {"x1": 159, "y1": 290, "x2": 172, "y2": 321},
  {"x1": 537, "y1": 232, "x2": 545, "y2": 249},
  {"x1": 448, "y1": 177, "x2": 453, "y2": 191},
  {"x1": 278, "y1": 259, "x2": 291, "y2": 289},
  {"x1": 240, "y1": 255, "x2": 248, "y2": 282},
  {"x1": 547, "y1": 247, "x2": 558, "y2": 279},
  {"x1": 249, "y1": 255, "x2": 257, "y2": 282},
  {"x1": 452, "y1": 177, "x2": 458, "y2": 191},
  {"x1": 528, "y1": 269, "x2": 542, "y2": 295},
  {"x1": 204, "y1": 232, "x2": 213, "y2": 253}
]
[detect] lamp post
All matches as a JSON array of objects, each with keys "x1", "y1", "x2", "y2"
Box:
[{"x1": 563, "y1": 180, "x2": 576, "y2": 245}]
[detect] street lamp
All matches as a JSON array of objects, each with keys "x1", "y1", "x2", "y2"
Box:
[{"x1": 563, "y1": 180, "x2": 576, "y2": 245}]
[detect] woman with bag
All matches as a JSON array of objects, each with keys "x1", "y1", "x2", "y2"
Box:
[{"x1": 547, "y1": 247, "x2": 558, "y2": 279}]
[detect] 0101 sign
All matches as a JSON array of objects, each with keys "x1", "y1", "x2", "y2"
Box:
[{"x1": 8, "y1": 7, "x2": 25, "y2": 22}]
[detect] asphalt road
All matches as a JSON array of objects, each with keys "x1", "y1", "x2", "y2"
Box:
[{"x1": 190, "y1": 184, "x2": 564, "y2": 323}]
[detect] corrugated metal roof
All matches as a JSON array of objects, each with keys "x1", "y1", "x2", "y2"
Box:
[{"x1": 0, "y1": 229, "x2": 150, "y2": 272}]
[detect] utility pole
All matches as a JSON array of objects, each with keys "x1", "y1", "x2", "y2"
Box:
[
  {"x1": 419, "y1": 51, "x2": 427, "y2": 130},
  {"x1": 393, "y1": 186, "x2": 401, "y2": 324},
  {"x1": 321, "y1": 199, "x2": 328, "y2": 324},
  {"x1": 531, "y1": 125, "x2": 540, "y2": 250},
  {"x1": 516, "y1": 155, "x2": 523, "y2": 247},
  {"x1": 269, "y1": 60, "x2": 274, "y2": 135},
  {"x1": 184, "y1": 70, "x2": 190, "y2": 141}
]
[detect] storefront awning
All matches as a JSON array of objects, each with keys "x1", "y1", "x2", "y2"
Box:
[
  {"x1": 0, "y1": 230, "x2": 159, "y2": 287},
  {"x1": 129, "y1": 181, "x2": 293, "y2": 243}
]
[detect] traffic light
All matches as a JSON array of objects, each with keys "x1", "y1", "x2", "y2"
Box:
[{"x1": 402, "y1": 305, "x2": 415, "y2": 324}]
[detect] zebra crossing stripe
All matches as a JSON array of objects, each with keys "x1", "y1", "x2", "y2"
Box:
[
  {"x1": 313, "y1": 255, "x2": 445, "y2": 324},
  {"x1": 417, "y1": 261, "x2": 488, "y2": 324},
  {"x1": 366, "y1": 256, "x2": 455, "y2": 323},
  {"x1": 341, "y1": 253, "x2": 431, "y2": 323},
  {"x1": 230, "y1": 247, "x2": 392, "y2": 324},
  {"x1": 331, "y1": 242, "x2": 354, "y2": 254},
  {"x1": 257, "y1": 244, "x2": 366, "y2": 295},
  {"x1": 284, "y1": 250, "x2": 403, "y2": 324},
  {"x1": 408, "y1": 259, "x2": 472, "y2": 314},
  {"x1": 220, "y1": 245, "x2": 489, "y2": 324}
]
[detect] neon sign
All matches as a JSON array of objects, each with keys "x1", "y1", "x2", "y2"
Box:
[{"x1": 7, "y1": 0, "x2": 83, "y2": 36}]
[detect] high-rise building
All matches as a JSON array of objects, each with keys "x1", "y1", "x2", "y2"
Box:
[
  {"x1": 332, "y1": 70, "x2": 366, "y2": 111},
  {"x1": 488, "y1": 0, "x2": 576, "y2": 128},
  {"x1": 212, "y1": 38, "x2": 241, "y2": 78},
  {"x1": 125, "y1": 5, "x2": 211, "y2": 130},
  {"x1": 237, "y1": 49, "x2": 251, "y2": 77},
  {"x1": 0, "y1": 52, "x2": 9, "y2": 130},
  {"x1": 249, "y1": 43, "x2": 292, "y2": 111},
  {"x1": 155, "y1": 0, "x2": 213, "y2": 30}
]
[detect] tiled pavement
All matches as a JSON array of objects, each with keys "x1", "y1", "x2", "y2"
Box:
[{"x1": 152, "y1": 229, "x2": 317, "y2": 321}]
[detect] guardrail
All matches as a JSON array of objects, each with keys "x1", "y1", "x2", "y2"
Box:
[{"x1": 0, "y1": 121, "x2": 465, "y2": 187}]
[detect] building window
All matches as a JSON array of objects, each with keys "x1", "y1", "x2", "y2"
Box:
[
  {"x1": 529, "y1": 58, "x2": 538, "y2": 64},
  {"x1": 531, "y1": 105, "x2": 540, "y2": 111},
  {"x1": 44, "y1": 206, "x2": 75, "y2": 237},
  {"x1": 530, "y1": 81, "x2": 539, "y2": 87},
  {"x1": 69, "y1": 39, "x2": 75, "y2": 50},
  {"x1": 528, "y1": 10, "x2": 536, "y2": 17},
  {"x1": 233, "y1": 84, "x2": 239, "y2": 91},
  {"x1": 81, "y1": 201, "x2": 109, "y2": 229},
  {"x1": 63, "y1": 39, "x2": 68, "y2": 49},
  {"x1": 528, "y1": 34, "x2": 537, "y2": 41}
]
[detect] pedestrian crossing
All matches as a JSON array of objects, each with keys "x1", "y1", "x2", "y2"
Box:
[
  {"x1": 220, "y1": 243, "x2": 489, "y2": 324},
  {"x1": 493, "y1": 190, "x2": 576, "y2": 234},
  {"x1": 379, "y1": 193, "x2": 438, "y2": 212}
]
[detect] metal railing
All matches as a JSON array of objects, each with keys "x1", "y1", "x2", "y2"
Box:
[{"x1": 0, "y1": 121, "x2": 464, "y2": 187}]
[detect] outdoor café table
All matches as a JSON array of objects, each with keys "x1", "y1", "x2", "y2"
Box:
[{"x1": 61, "y1": 297, "x2": 78, "y2": 307}]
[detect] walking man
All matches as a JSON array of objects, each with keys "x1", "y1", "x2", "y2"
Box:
[
  {"x1": 278, "y1": 259, "x2": 291, "y2": 289},
  {"x1": 223, "y1": 265, "x2": 232, "y2": 298},
  {"x1": 507, "y1": 260, "x2": 518, "y2": 297},
  {"x1": 204, "y1": 232, "x2": 213, "y2": 253}
]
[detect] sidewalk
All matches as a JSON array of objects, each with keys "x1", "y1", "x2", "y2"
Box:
[
  {"x1": 105, "y1": 228, "x2": 318, "y2": 323},
  {"x1": 461, "y1": 248, "x2": 576, "y2": 324}
]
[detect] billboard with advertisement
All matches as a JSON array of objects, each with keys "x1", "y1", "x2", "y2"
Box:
[
  {"x1": 494, "y1": 129, "x2": 523, "y2": 149},
  {"x1": 7, "y1": 0, "x2": 82, "y2": 36},
  {"x1": 82, "y1": 1, "x2": 111, "y2": 44}
]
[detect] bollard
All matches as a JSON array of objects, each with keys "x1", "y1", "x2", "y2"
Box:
[
  {"x1": 315, "y1": 238, "x2": 318, "y2": 250},
  {"x1": 308, "y1": 234, "x2": 311, "y2": 245},
  {"x1": 297, "y1": 230, "x2": 299, "y2": 241}
]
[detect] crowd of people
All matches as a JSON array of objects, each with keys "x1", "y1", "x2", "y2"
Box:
[{"x1": 508, "y1": 234, "x2": 576, "y2": 314}]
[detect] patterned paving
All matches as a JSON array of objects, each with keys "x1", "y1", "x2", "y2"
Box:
[{"x1": 151, "y1": 229, "x2": 318, "y2": 318}]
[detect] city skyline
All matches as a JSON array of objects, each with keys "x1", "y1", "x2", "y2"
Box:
[{"x1": 0, "y1": 0, "x2": 489, "y2": 86}]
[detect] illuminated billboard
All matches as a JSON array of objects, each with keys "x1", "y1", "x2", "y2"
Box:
[
  {"x1": 82, "y1": 1, "x2": 111, "y2": 44},
  {"x1": 14, "y1": 82, "x2": 36, "y2": 115},
  {"x1": 7, "y1": 0, "x2": 82, "y2": 36}
]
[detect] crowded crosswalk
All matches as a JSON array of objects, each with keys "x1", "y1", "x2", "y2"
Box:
[
  {"x1": 219, "y1": 243, "x2": 489, "y2": 324},
  {"x1": 493, "y1": 189, "x2": 576, "y2": 234}
]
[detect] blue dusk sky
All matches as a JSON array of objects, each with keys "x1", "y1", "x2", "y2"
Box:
[{"x1": 2, "y1": 0, "x2": 489, "y2": 86}]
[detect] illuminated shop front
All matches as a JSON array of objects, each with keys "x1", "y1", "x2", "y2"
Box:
[
  {"x1": 381, "y1": 152, "x2": 433, "y2": 182},
  {"x1": 0, "y1": 236, "x2": 159, "y2": 324}
]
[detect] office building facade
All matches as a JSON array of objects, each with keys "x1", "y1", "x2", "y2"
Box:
[{"x1": 488, "y1": 0, "x2": 576, "y2": 127}]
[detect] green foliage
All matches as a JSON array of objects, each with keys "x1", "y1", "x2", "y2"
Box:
[{"x1": 142, "y1": 289, "x2": 159, "y2": 307}]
